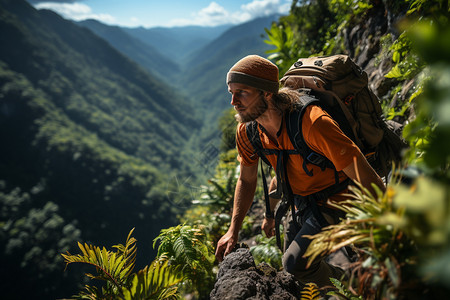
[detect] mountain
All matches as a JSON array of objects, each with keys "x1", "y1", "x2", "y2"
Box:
[
  {"x1": 123, "y1": 24, "x2": 232, "y2": 61},
  {"x1": 99, "y1": 15, "x2": 280, "y2": 169},
  {"x1": 0, "y1": 0, "x2": 202, "y2": 298},
  {"x1": 77, "y1": 19, "x2": 180, "y2": 82},
  {"x1": 185, "y1": 14, "x2": 279, "y2": 68},
  {"x1": 179, "y1": 15, "x2": 280, "y2": 147}
]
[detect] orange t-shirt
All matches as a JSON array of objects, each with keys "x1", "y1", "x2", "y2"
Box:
[{"x1": 236, "y1": 105, "x2": 362, "y2": 203}]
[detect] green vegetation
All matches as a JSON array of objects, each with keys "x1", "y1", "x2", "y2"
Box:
[
  {"x1": 0, "y1": 0, "x2": 203, "y2": 298},
  {"x1": 153, "y1": 224, "x2": 216, "y2": 298},
  {"x1": 62, "y1": 229, "x2": 185, "y2": 299},
  {"x1": 250, "y1": 234, "x2": 283, "y2": 270},
  {"x1": 63, "y1": 225, "x2": 216, "y2": 299},
  {"x1": 264, "y1": 0, "x2": 450, "y2": 298},
  {"x1": 3, "y1": 0, "x2": 450, "y2": 298},
  {"x1": 178, "y1": 0, "x2": 450, "y2": 298}
]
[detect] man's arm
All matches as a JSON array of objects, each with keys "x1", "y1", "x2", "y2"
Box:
[
  {"x1": 343, "y1": 151, "x2": 386, "y2": 195},
  {"x1": 215, "y1": 162, "x2": 258, "y2": 262}
]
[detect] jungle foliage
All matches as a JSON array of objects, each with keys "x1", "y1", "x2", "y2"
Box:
[
  {"x1": 4, "y1": 0, "x2": 450, "y2": 299},
  {"x1": 0, "y1": 0, "x2": 202, "y2": 298},
  {"x1": 265, "y1": 0, "x2": 450, "y2": 299},
  {"x1": 62, "y1": 228, "x2": 186, "y2": 300},
  {"x1": 177, "y1": 0, "x2": 450, "y2": 299}
]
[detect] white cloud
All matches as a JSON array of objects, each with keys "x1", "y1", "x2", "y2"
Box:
[
  {"x1": 32, "y1": 0, "x2": 291, "y2": 28},
  {"x1": 130, "y1": 17, "x2": 140, "y2": 25},
  {"x1": 168, "y1": 0, "x2": 290, "y2": 27},
  {"x1": 168, "y1": 2, "x2": 229, "y2": 27},
  {"x1": 241, "y1": 0, "x2": 290, "y2": 17},
  {"x1": 34, "y1": 2, "x2": 115, "y2": 24}
]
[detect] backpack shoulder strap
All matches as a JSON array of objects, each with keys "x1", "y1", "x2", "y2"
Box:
[
  {"x1": 245, "y1": 121, "x2": 277, "y2": 223},
  {"x1": 285, "y1": 95, "x2": 336, "y2": 177},
  {"x1": 245, "y1": 121, "x2": 275, "y2": 166}
]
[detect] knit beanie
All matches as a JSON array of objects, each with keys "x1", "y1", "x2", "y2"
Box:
[{"x1": 226, "y1": 55, "x2": 279, "y2": 94}]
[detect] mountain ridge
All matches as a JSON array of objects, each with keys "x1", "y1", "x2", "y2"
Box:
[
  {"x1": 77, "y1": 19, "x2": 181, "y2": 81},
  {"x1": 177, "y1": 14, "x2": 279, "y2": 151},
  {"x1": 122, "y1": 24, "x2": 232, "y2": 61},
  {"x1": 0, "y1": 1, "x2": 203, "y2": 298}
]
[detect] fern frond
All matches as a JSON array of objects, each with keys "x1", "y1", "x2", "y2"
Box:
[
  {"x1": 172, "y1": 234, "x2": 199, "y2": 269},
  {"x1": 62, "y1": 242, "x2": 121, "y2": 288},
  {"x1": 122, "y1": 259, "x2": 184, "y2": 300},
  {"x1": 61, "y1": 229, "x2": 138, "y2": 292},
  {"x1": 300, "y1": 283, "x2": 320, "y2": 300},
  {"x1": 113, "y1": 227, "x2": 137, "y2": 278},
  {"x1": 76, "y1": 285, "x2": 102, "y2": 300},
  {"x1": 328, "y1": 278, "x2": 363, "y2": 300},
  {"x1": 208, "y1": 178, "x2": 228, "y2": 200}
]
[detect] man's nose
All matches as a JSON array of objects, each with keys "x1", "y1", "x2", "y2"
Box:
[{"x1": 230, "y1": 94, "x2": 238, "y2": 106}]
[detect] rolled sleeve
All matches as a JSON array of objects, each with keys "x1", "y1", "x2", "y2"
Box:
[{"x1": 236, "y1": 123, "x2": 259, "y2": 166}]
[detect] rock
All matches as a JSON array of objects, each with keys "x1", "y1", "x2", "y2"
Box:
[{"x1": 210, "y1": 248, "x2": 302, "y2": 300}]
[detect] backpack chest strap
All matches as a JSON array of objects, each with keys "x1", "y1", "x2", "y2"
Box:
[{"x1": 293, "y1": 178, "x2": 351, "y2": 227}]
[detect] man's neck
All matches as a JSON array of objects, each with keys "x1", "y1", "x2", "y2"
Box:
[{"x1": 256, "y1": 107, "x2": 283, "y2": 141}]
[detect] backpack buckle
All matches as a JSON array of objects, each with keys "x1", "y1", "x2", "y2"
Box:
[
  {"x1": 307, "y1": 152, "x2": 325, "y2": 165},
  {"x1": 344, "y1": 95, "x2": 354, "y2": 105}
]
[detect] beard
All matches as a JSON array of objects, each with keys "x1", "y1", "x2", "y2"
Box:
[{"x1": 234, "y1": 94, "x2": 268, "y2": 123}]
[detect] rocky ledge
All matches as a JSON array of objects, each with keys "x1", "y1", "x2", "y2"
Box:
[{"x1": 210, "y1": 248, "x2": 302, "y2": 300}]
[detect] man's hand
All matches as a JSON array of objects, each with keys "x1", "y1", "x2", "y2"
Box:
[
  {"x1": 261, "y1": 216, "x2": 275, "y2": 237},
  {"x1": 215, "y1": 162, "x2": 258, "y2": 262},
  {"x1": 215, "y1": 230, "x2": 238, "y2": 262}
]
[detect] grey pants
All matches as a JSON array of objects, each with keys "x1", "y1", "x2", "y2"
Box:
[{"x1": 282, "y1": 206, "x2": 345, "y2": 287}]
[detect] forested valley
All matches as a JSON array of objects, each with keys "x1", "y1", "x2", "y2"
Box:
[{"x1": 1, "y1": 0, "x2": 450, "y2": 299}]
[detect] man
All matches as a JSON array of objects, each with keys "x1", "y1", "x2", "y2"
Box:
[{"x1": 215, "y1": 55, "x2": 386, "y2": 287}]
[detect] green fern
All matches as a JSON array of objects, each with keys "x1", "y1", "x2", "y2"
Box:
[
  {"x1": 327, "y1": 278, "x2": 363, "y2": 300},
  {"x1": 300, "y1": 283, "x2": 320, "y2": 300},
  {"x1": 153, "y1": 224, "x2": 215, "y2": 272},
  {"x1": 62, "y1": 228, "x2": 185, "y2": 299},
  {"x1": 122, "y1": 258, "x2": 184, "y2": 300},
  {"x1": 153, "y1": 224, "x2": 216, "y2": 298},
  {"x1": 191, "y1": 166, "x2": 237, "y2": 213},
  {"x1": 113, "y1": 229, "x2": 137, "y2": 278},
  {"x1": 250, "y1": 234, "x2": 283, "y2": 270},
  {"x1": 62, "y1": 228, "x2": 137, "y2": 296}
]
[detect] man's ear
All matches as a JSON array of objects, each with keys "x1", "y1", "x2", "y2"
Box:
[{"x1": 263, "y1": 91, "x2": 273, "y2": 100}]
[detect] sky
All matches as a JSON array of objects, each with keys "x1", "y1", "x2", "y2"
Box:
[{"x1": 27, "y1": 0, "x2": 291, "y2": 28}]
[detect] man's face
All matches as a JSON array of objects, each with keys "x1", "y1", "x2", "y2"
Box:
[{"x1": 228, "y1": 83, "x2": 268, "y2": 123}]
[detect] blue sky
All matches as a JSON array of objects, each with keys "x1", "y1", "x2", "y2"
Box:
[{"x1": 27, "y1": 0, "x2": 291, "y2": 28}]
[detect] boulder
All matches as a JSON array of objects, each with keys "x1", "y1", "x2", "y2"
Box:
[{"x1": 210, "y1": 248, "x2": 302, "y2": 300}]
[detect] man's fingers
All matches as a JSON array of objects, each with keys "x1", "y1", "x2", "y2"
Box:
[
  {"x1": 215, "y1": 242, "x2": 226, "y2": 262},
  {"x1": 224, "y1": 243, "x2": 234, "y2": 258},
  {"x1": 262, "y1": 219, "x2": 276, "y2": 237},
  {"x1": 215, "y1": 240, "x2": 234, "y2": 262}
]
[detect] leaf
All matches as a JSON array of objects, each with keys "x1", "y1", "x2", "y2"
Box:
[
  {"x1": 300, "y1": 282, "x2": 320, "y2": 300},
  {"x1": 122, "y1": 259, "x2": 184, "y2": 300},
  {"x1": 385, "y1": 65, "x2": 404, "y2": 78},
  {"x1": 61, "y1": 228, "x2": 138, "y2": 298}
]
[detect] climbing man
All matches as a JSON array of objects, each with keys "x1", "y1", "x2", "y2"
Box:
[{"x1": 215, "y1": 55, "x2": 386, "y2": 287}]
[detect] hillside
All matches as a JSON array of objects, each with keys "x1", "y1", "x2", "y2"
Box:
[
  {"x1": 74, "y1": 15, "x2": 280, "y2": 165},
  {"x1": 77, "y1": 19, "x2": 181, "y2": 82},
  {"x1": 0, "y1": 0, "x2": 202, "y2": 298},
  {"x1": 22, "y1": 0, "x2": 450, "y2": 299}
]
